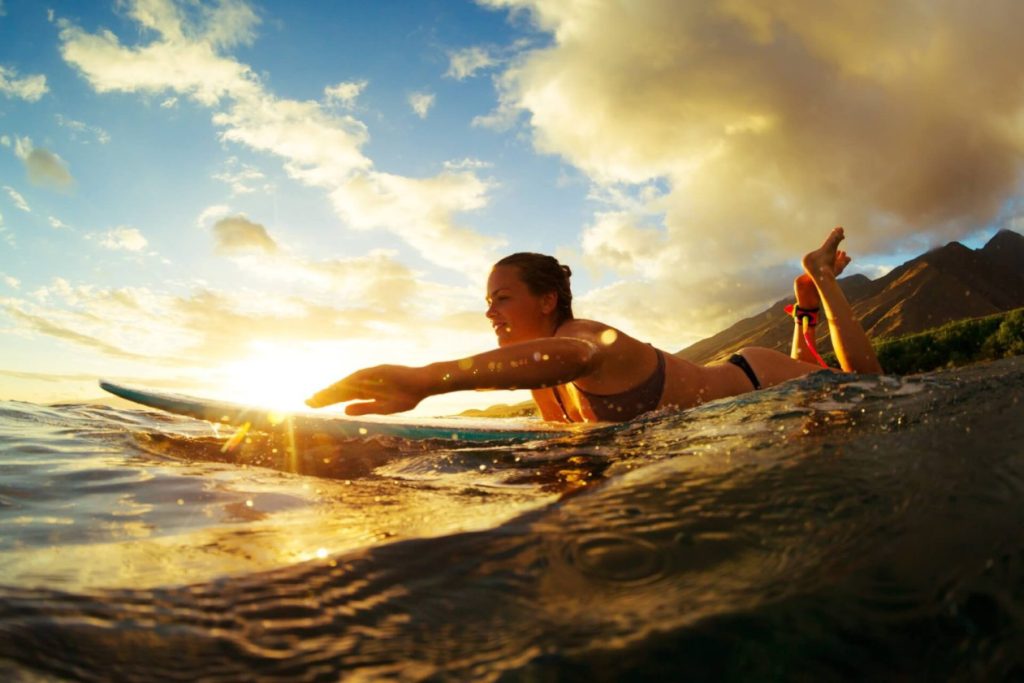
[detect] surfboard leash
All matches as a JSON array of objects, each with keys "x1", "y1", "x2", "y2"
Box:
[{"x1": 785, "y1": 304, "x2": 829, "y2": 368}]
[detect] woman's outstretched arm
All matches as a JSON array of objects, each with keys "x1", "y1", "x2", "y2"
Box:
[{"x1": 306, "y1": 336, "x2": 602, "y2": 415}]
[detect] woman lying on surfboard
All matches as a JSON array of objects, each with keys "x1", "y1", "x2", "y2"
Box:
[{"x1": 307, "y1": 227, "x2": 882, "y2": 422}]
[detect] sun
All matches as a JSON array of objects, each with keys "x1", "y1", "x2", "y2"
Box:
[
  {"x1": 207, "y1": 336, "x2": 526, "y2": 418},
  {"x1": 214, "y1": 341, "x2": 355, "y2": 413},
  {"x1": 210, "y1": 338, "x2": 444, "y2": 414}
]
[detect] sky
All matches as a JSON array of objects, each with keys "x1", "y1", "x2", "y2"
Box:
[{"x1": 2, "y1": 0, "x2": 1023, "y2": 414}]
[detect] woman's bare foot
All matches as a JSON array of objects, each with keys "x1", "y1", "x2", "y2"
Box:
[
  {"x1": 802, "y1": 226, "x2": 846, "y2": 282},
  {"x1": 797, "y1": 226, "x2": 882, "y2": 373},
  {"x1": 795, "y1": 244, "x2": 850, "y2": 308}
]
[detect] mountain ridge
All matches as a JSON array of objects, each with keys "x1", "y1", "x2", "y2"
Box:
[{"x1": 675, "y1": 229, "x2": 1024, "y2": 364}]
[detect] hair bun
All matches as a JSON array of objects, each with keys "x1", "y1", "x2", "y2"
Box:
[{"x1": 492, "y1": 252, "x2": 575, "y2": 324}]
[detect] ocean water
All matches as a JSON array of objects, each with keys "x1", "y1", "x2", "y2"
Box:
[{"x1": 1, "y1": 357, "x2": 1023, "y2": 681}]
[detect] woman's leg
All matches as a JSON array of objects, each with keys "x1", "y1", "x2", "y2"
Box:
[
  {"x1": 802, "y1": 227, "x2": 882, "y2": 373},
  {"x1": 790, "y1": 249, "x2": 850, "y2": 363}
]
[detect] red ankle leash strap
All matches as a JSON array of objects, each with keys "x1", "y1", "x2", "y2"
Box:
[{"x1": 784, "y1": 304, "x2": 829, "y2": 368}]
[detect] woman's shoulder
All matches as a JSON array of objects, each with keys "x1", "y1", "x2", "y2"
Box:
[
  {"x1": 555, "y1": 318, "x2": 647, "y2": 348},
  {"x1": 554, "y1": 318, "x2": 620, "y2": 340}
]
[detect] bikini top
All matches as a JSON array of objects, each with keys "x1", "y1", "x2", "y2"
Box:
[{"x1": 553, "y1": 348, "x2": 666, "y2": 422}]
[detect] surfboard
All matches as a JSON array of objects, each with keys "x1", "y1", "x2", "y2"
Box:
[{"x1": 99, "y1": 381, "x2": 578, "y2": 443}]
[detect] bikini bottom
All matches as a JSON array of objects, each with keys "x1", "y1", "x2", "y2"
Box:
[{"x1": 728, "y1": 353, "x2": 761, "y2": 390}]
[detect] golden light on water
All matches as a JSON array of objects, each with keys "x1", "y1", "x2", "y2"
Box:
[{"x1": 221, "y1": 421, "x2": 251, "y2": 453}]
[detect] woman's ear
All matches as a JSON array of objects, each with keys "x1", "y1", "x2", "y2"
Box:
[{"x1": 540, "y1": 291, "x2": 558, "y2": 315}]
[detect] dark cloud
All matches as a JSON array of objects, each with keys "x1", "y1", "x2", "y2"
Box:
[
  {"x1": 211, "y1": 215, "x2": 278, "y2": 254},
  {"x1": 21, "y1": 145, "x2": 74, "y2": 189}
]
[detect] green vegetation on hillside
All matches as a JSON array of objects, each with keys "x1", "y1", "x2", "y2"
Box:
[{"x1": 824, "y1": 307, "x2": 1024, "y2": 375}]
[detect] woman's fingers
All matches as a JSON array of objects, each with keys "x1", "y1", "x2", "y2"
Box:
[
  {"x1": 306, "y1": 365, "x2": 422, "y2": 414},
  {"x1": 345, "y1": 400, "x2": 387, "y2": 416},
  {"x1": 305, "y1": 377, "x2": 363, "y2": 408}
]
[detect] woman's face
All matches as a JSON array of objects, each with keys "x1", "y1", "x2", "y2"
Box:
[{"x1": 486, "y1": 265, "x2": 556, "y2": 346}]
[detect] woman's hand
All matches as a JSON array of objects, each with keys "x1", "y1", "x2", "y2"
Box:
[{"x1": 305, "y1": 365, "x2": 431, "y2": 415}]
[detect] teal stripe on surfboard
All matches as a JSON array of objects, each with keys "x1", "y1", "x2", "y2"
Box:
[{"x1": 99, "y1": 381, "x2": 577, "y2": 443}]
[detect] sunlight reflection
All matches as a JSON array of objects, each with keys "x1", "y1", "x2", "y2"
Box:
[
  {"x1": 212, "y1": 341, "x2": 344, "y2": 412},
  {"x1": 206, "y1": 338, "x2": 522, "y2": 417},
  {"x1": 221, "y1": 421, "x2": 251, "y2": 453}
]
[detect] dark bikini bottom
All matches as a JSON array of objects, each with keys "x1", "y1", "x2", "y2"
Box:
[{"x1": 728, "y1": 353, "x2": 761, "y2": 390}]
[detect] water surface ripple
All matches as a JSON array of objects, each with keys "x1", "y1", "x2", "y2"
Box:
[{"x1": 1, "y1": 358, "x2": 1023, "y2": 680}]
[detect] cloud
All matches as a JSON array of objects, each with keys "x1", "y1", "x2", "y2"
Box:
[
  {"x1": 99, "y1": 227, "x2": 148, "y2": 251},
  {"x1": 59, "y1": 0, "x2": 501, "y2": 273},
  {"x1": 0, "y1": 65, "x2": 48, "y2": 102},
  {"x1": 160, "y1": 96, "x2": 178, "y2": 108},
  {"x1": 3, "y1": 186, "x2": 30, "y2": 212},
  {"x1": 58, "y1": 15, "x2": 260, "y2": 106},
  {"x1": 477, "y1": 0, "x2": 1024, "y2": 341},
  {"x1": 0, "y1": 243, "x2": 491, "y2": 374},
  {"x1": 329, "y1": 170, "x2": 504, "y2": 276},
  {"x1": 446, "y1": 47, "x2": 496, "y2": 80},
  {"x1": 3, "y1": 281, "x2": 207, "y2": 364},
  {"x1": 408, "y1": 91, "x2": 435, "y2": 119},
  {"x1": 2, "y1": 302, "x2": 153, "y2": 361},
  {"x1": 224, "y1": 247, "x2": 429, "y2": 314},
  {"x1": 55, "y1": 114, "x2": 111, "y2": 144},
  {"x1": 197, "y1": 0, "x2": 261, "y2": 49},
  {"x1": 210, "y1": 214, "x2": 277, "y2": 254},
  {"x1": 0, "y1": 135, "x2": 9, "y2": 147},
  {"x1": 324, "y1": 80, "x2": 367, "y2": 108},
  {"x1": 213, "y1": 157, "x2": 269, "y2": 194},
  {"x1": 48, "y1": 216, "x2": 69, "y2": 229},
  {"x1": 444, "y1": 158, "x2": 493, "y2": 171},
  {"x1": 196, "y1": 203, "x2": 231, "y2": 227},
  {"x1": 579, "y1": 211, "x2": 670, "y2": 276},
  {"x1": 122, "y1": 0, "x2": 260, "y2": 49},
  {"x1": 471, "y1": 95, "x2": 520, "y2": 131},
  {"x1": 13, "y1": 137, "x2": 75, "y2": 189},
  {"x1": 211, "y1": 96, "x2": 372, "y2": 185},
  {"x1": 2, "y1": 274, "x2": 19, "y2": 289}
]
